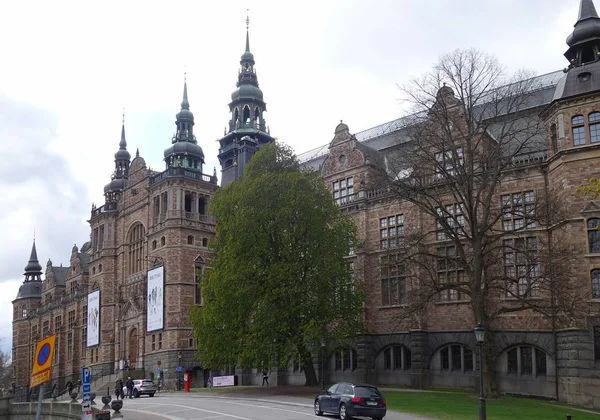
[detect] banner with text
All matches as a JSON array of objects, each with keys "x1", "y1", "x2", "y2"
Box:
[
  {"x1": 86, "y1": 290, "x2": 100, "y2": 347},
  {"x1": 147, "y1": 266, "x2": 164, "y2": 332}
]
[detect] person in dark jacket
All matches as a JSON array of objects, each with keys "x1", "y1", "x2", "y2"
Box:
[{"x1": 126, "y1": 377, "x2": 134, "y2": 398}]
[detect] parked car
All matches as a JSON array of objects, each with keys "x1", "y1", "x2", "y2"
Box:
[
  {"x1": 123, "y1": 379, "x2": 157, "y2": 398},
  {"x1": 314, "y1": 382, "x2": 386, "y2": 420}
]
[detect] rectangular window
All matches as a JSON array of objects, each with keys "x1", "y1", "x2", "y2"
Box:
[
  {"x1": 343, "y1": 350, "x2": 351, "y2": 370},
  {"x1": 67, "y1": 332, "x2": 73, "y2": 360},
  {"x1": 535, "y1": 348, "x2": 547, "y2": 376},
  {"x1": 451, "y1": 345, "x2": 462, "y2": 371},
  {"x1": 332, "y1": 176, "x2": 354, "y2": 205},
  {"x1": 594, "y1": 326, "x2": 600, "y2": 361},
  {"x1": 464, "y1": 348, "x2": 473, "y2": 372},
  {"x1": 591, "y1": 123, "x2": 600, "y2": 143},
  {"x1": 158, "y1": 333, "x2": 162, "y2": 350},
  {"x1": 68, "y1": 310, "x2": 76, "y2": 329},
  {"x1": 55, "y1": 316, "x2": 62, "y2": 331},
  {"x1": 393, "y1": 347, "x2": 402, "y2": 370},
  {"x1": 383, "y1": 348, "x2": 392, "y2": 370},
  {"x1": 151, "y1": 335, "x2": 156, "y2": 351},
  {"x1": 436, "y1": 204, "x2": 465, "y2": 241},
  {"x1": 504, "y1": 237, "x2": 539, "y2": 298},
  {"x1": 573, "y1": 125, "x2": 586, "y2": 145},
  {"x1": 435, "y1": 148, "x2": 464, "y2": 178},
  {"x1": 437, "y1": 246, "x2": 465, "y2": 301},
  {"x1": 440, "y1": 347, "x2": 449, "y2": 370},
  {"x1": 379, "y1": 215, "x2": 405, "y2": 249},
  {"x1": 501, "y1": 191, "x2": 536, "y2": 231},
  {"x1": 31, "y1": 326, "x2": 38, "y2": 339},
  {"x1": 381, "y1": 255, "x2": 406, "y2": 306},
  {"x1": 507, "y1": 348, "x2": 518, "y2": 374},
  {"x1": 521, "y1": 347, "x2": 533, "y2": 375},
  {"x1": 43, "y1": 320, "x2": 49, "y2": 335},
  {"x1": 82, "y1": 305, "x2": 87, "y2": 350}
]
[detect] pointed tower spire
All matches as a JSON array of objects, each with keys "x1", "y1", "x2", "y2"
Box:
[
  {"x1": 565, "y1": 0, "x2": 600, "y2": 65},
  {"x1": 245, "y1": 10, "x2": 250, "y2": 52},
  {"x1": 23, "y1": 239, "x2": 43, "y2": 281},
  {"x1": 579, "y1": 0, "x2": 599, "y2": 21},
  {"x1": 181, "y1": 73, "x2": 190, "y2": 110},
  {"x1": 119, "y1": 108, "x2": 127, "y2": 149}
]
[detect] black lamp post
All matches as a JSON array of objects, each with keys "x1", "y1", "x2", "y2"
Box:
[
  {"x1": 321, "y1": 337, "x2": 326, "y2": 390},
  {"x1": 473, "y1": 323, "x2": 486, "y2": 420},
  {"x1": 177, "y1": 351, "x2": 182, "y2": 391}
]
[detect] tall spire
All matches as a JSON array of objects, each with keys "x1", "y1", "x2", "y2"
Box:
[
  {"x1": 579, "y1": 0, "x2": 599, "y2": 21},
  {"x1": 245, "y1": 10, "x2": 250, "y2": 52},
  {"x1": 181, "y1": 73, "x2": 190, "y2": 110},
  {"x1": 119, "y1": 108, "x2": 127, "y2": 149}
]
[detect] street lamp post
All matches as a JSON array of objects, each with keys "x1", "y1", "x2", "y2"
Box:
[
  {"x1": 177, "y1": 351, "x2": 182, "y2": 391},
  {"x1": 473, "y1": 323, "x2": 486, "y2": 420},
  {"x1": 321, "y1": 337, "x2": 326, "y2": 390}
]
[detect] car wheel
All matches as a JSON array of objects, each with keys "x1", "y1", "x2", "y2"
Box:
[
  {"x1": 314, "y1": 400, "x2": 323, "y2": 416},
  {"x1": 339, "y1": 403, "x2": 352, "y2": 420},
  {"x1": 149, "y1": 393, "x2": 155, "y2": 397},
  {"x1": 133, "y1": 389, "x2": 140, "y2": 398}
]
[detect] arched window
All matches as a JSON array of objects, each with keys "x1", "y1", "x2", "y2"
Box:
[
  {"x1": 333, "y1": 348, "x2": 358, "y2": 371},
  {"x1": 588, "y1": 218, "x2": 600, "y2": 253},
  {"x1": 234, "y1": 108, "x2": 239, "y2": 123},
  {"x1": 243, "y1": 106, "x2": 250, "y2": 123},
  {"x1": 161, "y1": 236, "x2": 166, "y2": 247},
  {"x1": 202, "y1": 238, "x2": 208, "y2": 247},
  {"x1": 504, "y1": 345, "x2": 547, "y2": 377},
  {"x1": 99, "y1": 264, "x2": 103, "y2": 273},
  {"x1": 572, "y1": 115, "x2": 585, "y2": 145},
  {"x1": 152, "y1": 240, "x2": 157, "y2": 250},
  {"x1": 382, "y1": 345, "x2": 411, "y2": 371},
  {"x1": 127, "y1": 223, "x2": 145, "y2": 275},
  {"x1": 187, "y1": 235, "x2": 194, "y2": 245},
  {"x1": 92, "y1": 267, "x2": 96, "y2": 275},
  {"x1": 433, "y1": 344, "x2": 474, "y2": 373},
  {"x1": 592, "y1": 270, "x2": 600, "y2": 299},
  {"x1": 590, "y1": 112, "x2": 600, "y2": 143}
]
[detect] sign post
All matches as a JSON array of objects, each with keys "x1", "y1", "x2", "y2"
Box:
[
  {"x1": 30, "y1": 335, "x2": 56, "y2": 420},
  {"x1": 81, "y1": 366, "x2": 92, "y2": 420}
]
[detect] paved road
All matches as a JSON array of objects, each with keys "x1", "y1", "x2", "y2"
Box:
[{"x1": 114, "y1": 393, "x2": 431, "y2": 420}]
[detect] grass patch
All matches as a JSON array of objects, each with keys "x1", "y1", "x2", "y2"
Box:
[{"x1": 383, "y1": 391, "x2": 600, "y2": 420}]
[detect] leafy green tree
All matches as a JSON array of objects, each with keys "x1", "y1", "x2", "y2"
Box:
[
  {"x1": 190, "y1": 142, "x2": 363, "y2": 386},
  {"x1": 578, "y1": 178, "x2": 600, "y2": 199}
]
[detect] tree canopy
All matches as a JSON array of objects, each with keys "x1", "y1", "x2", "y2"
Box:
[{"x1": 190, "y1": 142, "x2": 363, "y2": 385}]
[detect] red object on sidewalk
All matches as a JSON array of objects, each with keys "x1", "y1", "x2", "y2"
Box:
[{"x1": 184, "y1": 371, "x2": 191, "y2": 392}]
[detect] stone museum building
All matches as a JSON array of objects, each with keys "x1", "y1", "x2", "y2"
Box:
[{"x1": 12, "y1": 0, "x2": 600, "y2": 408}]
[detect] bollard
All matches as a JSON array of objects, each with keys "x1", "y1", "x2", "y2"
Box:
[{"x1": 566, "y1": 414, "x2": 572, "y2": 420}]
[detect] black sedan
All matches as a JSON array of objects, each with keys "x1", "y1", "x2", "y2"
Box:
[{"x1": 314, "y1": 382, "x2": 386, "y2": 420}]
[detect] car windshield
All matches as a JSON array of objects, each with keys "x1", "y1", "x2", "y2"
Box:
[{"x1": 354, "y1": 386, "x2": 381, "y2": 398}]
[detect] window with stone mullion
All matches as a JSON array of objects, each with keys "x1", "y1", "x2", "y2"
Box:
[
  {"x1": 380, "y1": 255, "x2": 406, "y2": 306},
  {"x1": 572, "y1": 115, "x2": 585, "y2": 145},
  {"x1": 503, "y1": 237, "x2": 540, "y2": 298}
]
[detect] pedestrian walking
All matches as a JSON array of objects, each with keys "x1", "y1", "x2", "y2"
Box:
[
  {"x1": 262, "y1": 371, "x2": 269, "y2": 387},
  {"x1": 114, "y1": 379, "x2": 122, "y2": 400},
  {"x1": 126, "y1": 377, "x2": 134, "y2": 399}
]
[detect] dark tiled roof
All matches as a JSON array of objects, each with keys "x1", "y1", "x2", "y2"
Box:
[
  {"x1": 298, "y1": 70, "x2": 565, "y2": 167},
  {"x1": 53, "y1": 267, "x2": 68, "y2": 286}
]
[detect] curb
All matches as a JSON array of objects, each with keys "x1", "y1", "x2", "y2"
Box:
[{"x1": 177, "y1": 393, "x2": 314, "y2": 409}]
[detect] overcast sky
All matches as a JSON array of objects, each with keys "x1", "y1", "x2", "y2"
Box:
[{"x1": 0, "y1": 0, "x2": 582, "y2": 354}]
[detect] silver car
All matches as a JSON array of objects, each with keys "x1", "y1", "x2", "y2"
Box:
[{"x1": 123, "y1": 379, "x2": 157, "y2": 398}]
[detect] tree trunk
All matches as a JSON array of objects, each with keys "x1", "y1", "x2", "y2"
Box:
[{"x1": 298, "y1": 343, "x2": 318, "y2": 386}]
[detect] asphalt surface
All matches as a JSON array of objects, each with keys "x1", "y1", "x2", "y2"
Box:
[{"x1": 105, "y1": 387, "x2": 433, "y2": 420}]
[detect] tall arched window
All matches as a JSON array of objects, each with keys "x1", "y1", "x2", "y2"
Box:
[
  {"x1": 550, "y1": 123, "x2": 557, "y2": 153},
  {"x1": 572, "y1": 115, "x2": 585, "y2": 145},
  {"x1": 590, "y1": 112, "x2": 600, "y2": 143},
  {"x1": 588, "y1": 218, "x2": 600, "y2": 253},
  {"x1": 127, "y1": 223, "x2": 145, "y2": 275}
]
